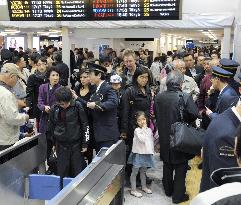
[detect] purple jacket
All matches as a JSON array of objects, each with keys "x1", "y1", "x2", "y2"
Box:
[{"x1": 38, "y1": 83, "x2": 61, "y2": 133}]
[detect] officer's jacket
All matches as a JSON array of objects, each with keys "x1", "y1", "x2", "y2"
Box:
[
  {"x1": 89, "y1": 81, "x2": 119, "y2": 143},
  {"x1": 210, "y1": 85, "x2": 239, "y2": 119}
]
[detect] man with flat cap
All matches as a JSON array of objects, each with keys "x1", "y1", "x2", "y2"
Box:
[
  {"x1": 87, "y1": 63, "x2": 119, "y2": 153},
  {"x1": 220, "y1": 58, "x2": 240, "y2": 94},
  {"x1": 0, "y1": 63, "x2": 29, "y2": 151},
  {"x1": 205, "y1": 66, "x2": 239, "y2": 119}
]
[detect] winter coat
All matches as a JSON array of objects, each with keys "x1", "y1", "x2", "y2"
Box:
[
  {"x1": 26, "y1": 73, "x2": 46, "y2": 119},
  {"x1": 37, "y1": 83, "x2": 61, "y2": 133},
  {"x1": 89, "y1": 81, "x2": 119, "y2": 143},
  {"x1": 200, "y1": 108, "x2": 240, "y2": 192},
  {"x1": 154, "y1": 87, "x2": 198, "y2": 164},
  {"x1": 48, "y1": 100, "x2": 89, "y2": 147},
  {"x1": 120, "y1": 85, "x2": 152, "y2": 146},
  {"x1": 0, "y1": 84, "x2": 27, "y2": 145}
]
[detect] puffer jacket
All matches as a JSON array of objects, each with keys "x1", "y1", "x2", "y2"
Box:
[{"x1": 48, "y1": 100, "x2": 89, "y2": 147}]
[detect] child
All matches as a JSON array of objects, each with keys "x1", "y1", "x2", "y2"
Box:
[
  {"x1": 128, "y1": 111, "x2": 155, "y2": 198},
  {"x1": 48, "y1": 87, "x2": 89, "y2": 188}
]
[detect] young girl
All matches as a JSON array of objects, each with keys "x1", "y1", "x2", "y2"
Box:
[{"x1": 128, "y1": 111, "x2": 155, "y2": 198}]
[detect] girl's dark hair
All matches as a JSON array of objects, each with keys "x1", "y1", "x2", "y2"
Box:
[
  {"x1": 55, "y1": 87, "x2": 72, "y2": 103},
  {"x1": 135, "y1": 111, "x2": 146, "y2": 127},
  {"x1": 132, "y1": 66, "x2": 150, "y2": 87},
  {"x1": 46, "y1": 66, "x2": 60, "y2": 79},
  {"x1": 236, "y1": 125, "x2": 241, "y2": 160}
]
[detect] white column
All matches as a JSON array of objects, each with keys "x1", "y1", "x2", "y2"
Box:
[
  {"x1": 27, "y1": 32, "x2": 33, "y2": 49},
  {"x1": 233, "y1": 24, "x2": 241, "y2": 64},
  {"x1": 62, "y1": 27, "x2": 70, "y2": 68},
  {"x1": 156, "y1": 38, "x2": 160, "y2": 56},
  {"x1": 165, "y1": 35, "x2": 168, "y2": 54},
  {"x1": 221, "y1": 27, "x2": 232, "y2": 59}
]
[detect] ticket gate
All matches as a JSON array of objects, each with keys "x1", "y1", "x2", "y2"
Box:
[{"x1": 0, "y1": 135, "x2": 125, "y2": 205}]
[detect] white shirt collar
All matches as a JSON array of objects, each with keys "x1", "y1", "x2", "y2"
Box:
[
  {"x1": 231, "y1": 106, "x2": 241, "y2": 122},
  {"x1": 220, "y1": 84, "x2": 228, "y2": 95},
  {"x1": 96, "y1": 81, "x2": 104, "y2": 92}
]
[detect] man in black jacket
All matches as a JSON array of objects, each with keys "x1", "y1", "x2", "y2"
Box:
[
  {"x1": 48, "y1": 87, "x2": 89, "y2": 187},
  {"x1": 155, "y1": 70, "x2": 199, "y2": 204},
  {"x1": 184, "y1": 53, "x2": 204, "y2": 87}
]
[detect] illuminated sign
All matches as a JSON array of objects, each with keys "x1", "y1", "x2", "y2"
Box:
[{"x1": 8, "y1": 0, "x2": 180, "y2": 21}]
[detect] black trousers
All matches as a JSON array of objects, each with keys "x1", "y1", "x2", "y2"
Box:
[
  {"x1": 95, "y1": 140, "x2": 116, "y2": 154},
  {"x1": 56, "y1": 143, "x2": 86, "y2": 188},
  {"x1": 162, "y1": 162, "x2": 188, "y2": 201}
]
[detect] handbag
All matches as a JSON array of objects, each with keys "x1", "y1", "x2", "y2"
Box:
[{"x1": 170, "y1": 93, "x2": 204, "y2": 155}]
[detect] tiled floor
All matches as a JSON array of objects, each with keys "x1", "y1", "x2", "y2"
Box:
[
  {"x1": 124, "y1": 155, "x2": 202, "y2": 205},
  {"x1": 124, "y1": 155, "x2": 174, "y2": 205}
]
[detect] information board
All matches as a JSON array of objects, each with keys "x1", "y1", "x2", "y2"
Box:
[{"x1": 8, "y1": 0, "x2": 181, "y2": 21}]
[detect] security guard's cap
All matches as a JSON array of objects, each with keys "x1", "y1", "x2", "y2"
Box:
[
  {"x1": 212, "y1": 66, "x2": 233, "y2": 78},
  {"x1": 220, "y1": 58, "x2": 240, "y2": 75},
  {"x1": 88, "y1": 62, "x2": 107, "y2": 73},
  {"x1": 1, "y1": 49, "x2": 13, "y2": 60}
]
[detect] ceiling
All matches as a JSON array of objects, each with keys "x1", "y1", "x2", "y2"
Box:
[{"x1": 160, "y1": 29, "x2": 225, "y2": 41}]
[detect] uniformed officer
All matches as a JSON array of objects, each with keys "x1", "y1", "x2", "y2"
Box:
[
  {"x1": 87, "y1": 63, "x2": 119, "y2": 153},
  {"x1": 220, "y1": 58, "x2": 240, "y2": 94},
  {"x1": 200, "y1": 93, "x2": 241, "y2": 192},
  {"x1": 206, "y1": 66, "x2": 239, "y2": 119}
]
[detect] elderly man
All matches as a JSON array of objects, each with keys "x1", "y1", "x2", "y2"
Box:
[
  {"x1": 0, "y1": 63, "x2": 29, "y2": 151},
  {"x1": 173, "y1": 59, "x2": 200, "y2": 101},
  {"x1": 155, "y1": 70, "x2": 198, "y2": 204}
]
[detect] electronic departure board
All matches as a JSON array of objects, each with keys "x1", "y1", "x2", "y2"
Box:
[{"x1": 8, "y1": 0, "x2": 181, "y2": 21}]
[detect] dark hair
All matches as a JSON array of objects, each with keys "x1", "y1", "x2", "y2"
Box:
[
  {"x1": 55, "y1": 87, "x2": 72, "y2": 103},
  {"x1": 12, "y1": 55, "x2": 22, "y2": 64},
  {"x1": 167, "y1": 51, "x2": 173, "y2": 56},
  {"x1": 87, "y1": 51, "x2": 94, "y2": 59},
  {"x1": 154, "y1": 57, "x2": 159, "y2": 62},
  {"x1": 183, "y1": 53, "x2": 194, "y2": 59},
  {"x1": 90, "y1": 69, "x2": 105, "y2": 80},
  {"x1": 38, "y1": 56, "x2": 47, "y2": 64},
  {"x1": 77, "y1": 68, "x2": 89, "y2": 79},
  {"x1": 46, "y1": 66, "x2": 60, "y2": 79},
  {"x1": 53, "y1": 52, "x2": 62, "y2": 63},
  {"x1": 132, "y1": 66, "x2": 149, "y2": 86},
  {"x1": 31, "y1": 53, "x2": 41, "y2": 64},
  {"x1": 135, "y1": 111, "x2": 147, "y2": 127},
  {"x1": 236, "y1": 125, "x2": 241, "y2": 161}
]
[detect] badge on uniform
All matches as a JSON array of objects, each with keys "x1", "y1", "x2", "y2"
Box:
[{"x1": 219, "y1": 145, "x2": 235, "y2": 157}]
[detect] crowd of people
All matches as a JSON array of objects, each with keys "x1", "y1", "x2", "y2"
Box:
[{"x1": 0, "y1": 44, "x2": 241, "y2": 204}]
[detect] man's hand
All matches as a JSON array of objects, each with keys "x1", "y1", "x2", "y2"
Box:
[
  {"x1": 71, "y1": 89, "x2": 78, "y2": 100},
  {"x1": 120, "y1": 133, "x2": 127, "y2": 140},
  {"x1": 205, "y1": 106, "x2": 213, "y2": 116},
  {"x1": 45, "y1": 106, "x2": 51, "y2": 113},
  {"x1": 87, "y1": 102, "x2": 96, "y2": 109},
  {"x1": 81, "y1": 147, "x2": 87, "y2": 152},
  {"x1": 24, "y1": 131, "x2": 35, "y2": 138}
]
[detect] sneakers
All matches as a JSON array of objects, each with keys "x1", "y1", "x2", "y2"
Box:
[
  {"x1": 142, "y1": 187, "x2": 152, "y2": 194},
  {"x1": 130, "y1": 190, "x2": 143, "y2": 198}
]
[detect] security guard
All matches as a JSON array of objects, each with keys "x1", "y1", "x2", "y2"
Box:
[
  {"x1": 206, "y1": 66, "x2": 239, "y2": 119},
  {"x1": 200, "y1": 100, "x2": 241, "y2": 192},
  {"x1": 87, "y1": 63, "x2": 119, "y2": 153},
  {"x1": 220, "y1": 58, "x2": 240, "y2": 94}
]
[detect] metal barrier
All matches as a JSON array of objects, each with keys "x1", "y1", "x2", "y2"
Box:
[
  {"x1": 0, "y1": 134, "x2": 46, "y2": 205},
  {"x1": 47, "y1": 140, "x2": 126, "y2": 205},
  {"x1": 0, "y1": 138, "x2": 125, "y2": 205}
]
